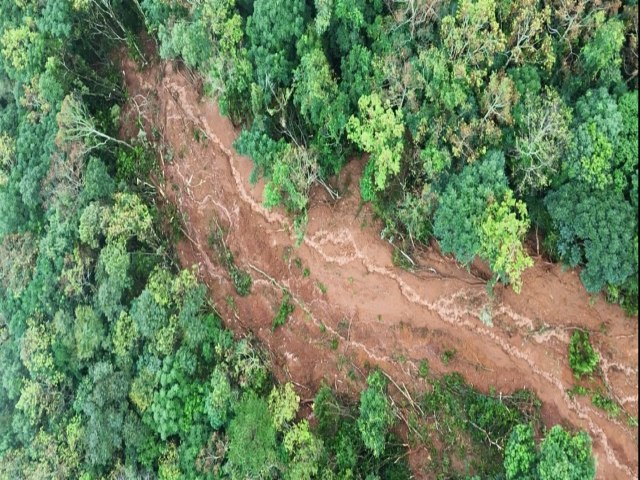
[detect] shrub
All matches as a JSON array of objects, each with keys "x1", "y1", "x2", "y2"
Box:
[
  {"x1": 591, "y1": 392, "x2": 620, "y2": 418},
  {"x1": 504, "y1": 424, "x2": 536, "y2": 480},
  {"x1": 537, "y1": 425, "x2": 596, "y2": 480},
  {"x1": 230, "y1": 266, "x2": 252, "y2": 297},
  {"x1": 568, "y1": 330, "x2": 599, "y2": 378},
  {"x1": 116, "y1": 145, "x2": 155, "y2": 184},
  {"x1": 504, "y1": 424, "x2": 596, "y2": 480},
  {"x1": 272, "y1": 291, "x2": 294, "y2": 331}
]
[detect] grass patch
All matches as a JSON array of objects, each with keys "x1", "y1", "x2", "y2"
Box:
[
  {"x1": 566, "y1": 385, "x2": 589, "y2": 399},
  {"x1": 192, "y1": 126, "x2": 207, "y2": 143},
  {"x1": 418, "y1": 359, "x2": 430, "y2": 378},
  {"x1": 224, "y1": 294, "x2": 238, "y2": 314},
  {"x1": 591, "y1": 392, "x2": 621, "y2": 418},
  {"x1": 283, "y1": 246, "x2": 293, "y2": 264}
]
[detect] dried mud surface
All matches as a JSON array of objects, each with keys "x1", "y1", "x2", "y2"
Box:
[{"x1": 120, "y1": 53, "x2": 638, "y2": 479}]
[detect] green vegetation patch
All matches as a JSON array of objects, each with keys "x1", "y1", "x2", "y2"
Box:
[
  {"x1": 142, "y1": 0, "x2": 637, "y2": 307},
  {"x1": 272, "y1": 290, "x2": 294, "y2": 331},
  {"x1": 568, "y1": 330, "x2": 599, "y2": 378}
]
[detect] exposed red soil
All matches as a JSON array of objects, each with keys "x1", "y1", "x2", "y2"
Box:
[{"x1": 119, "y1": 51, "x2": 638, "y2": 479}]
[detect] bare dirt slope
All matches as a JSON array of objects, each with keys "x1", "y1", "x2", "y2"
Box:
[{"x1": 120, "y1": 55, "x2": 638, "y2": 479}]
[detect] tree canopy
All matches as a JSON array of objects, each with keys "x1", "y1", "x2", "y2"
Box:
[{"x1": 144, "y1": 0, "x2": 637, "y2": 306}]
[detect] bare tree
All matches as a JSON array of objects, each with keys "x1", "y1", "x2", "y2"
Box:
[
  {"x1": 55, "y1": 94, "x2": 132, "y2": 156},
  {"x1": 0, "y1": 132, "x2": 15, "y2": 187},
  {"x1": 513, "y1": 89, "x2": 572, "y2": 193},
  {"x1": 503, "y1": 0, "x2": 553, "y2": 69},
  {"x1": 0, "y1": 232, "x2": 38, "y2": 298},
  {"x1": 481, "y1": 72, "x2": 518, "y2": 125},
  {"x1": 80, "y1": 0, "x2": 146, "y2": 62},
  {"x1": 386, "y1": 0, "x2": 443, "y2": 39}
]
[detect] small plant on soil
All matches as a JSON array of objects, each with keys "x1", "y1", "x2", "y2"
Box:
[
  {"x1": 208, "y1": 219, "x2": 252, "y2": 296},
  {"x1": 337, "y1": 318, "x2": 349, "y2": 332},
  {"x1": 272, "y1": 291, "x2": 294, "y2": 331},
  {"x1": 225, "y1": 294, "x2": 238, "y2": 315},
  {"x1": 479, "y1": 304, "x2": 493, "y2": 326},
  {"x1": 192, "y1": 127, "x2": 206, "y2": 143},
  {"x1": 330, "y1": 337, "x2": 339, "y2": 350},
  {"x1": 568, "y1": 330, "x2": 599, "y2": 378},
  {"x1": 302, "y1": 267, "x2": 310, "y2": 278},
  {"x1": 394, "y1": 353, "x2": 407, "y2": 363},
  {"x1": 315, "y1": 280, "x2": 327, "y2": 294},
  {"x1": 440, "y1": 349, "x2": 456, "y2": 365}
]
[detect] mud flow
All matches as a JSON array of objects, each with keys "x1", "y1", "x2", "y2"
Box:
[{"x1": 120, "y1": 54, "x2": 638, "y2": 479}]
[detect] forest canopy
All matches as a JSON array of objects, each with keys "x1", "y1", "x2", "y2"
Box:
[
  {"x1": 0, "y1": 0, "x2": 628, "y2": 478},
  {"x1": 0, "y1": 1, "x2": 415, "y2": 478},
  {"x1": 143, "y1": 0, "x2": 638, "y2": 311}
]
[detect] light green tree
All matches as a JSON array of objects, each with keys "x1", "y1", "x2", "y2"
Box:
[
  {"x1": 441, "y1": 0, "x2": 506, "y2": 75},
  {"x1": 480, "y1": 191, "x2": 533, "y2": 293},
  {"x1": 227, "y1": 393, "x2": 280, "y2": 478},
  {"x1": 283, "y1": 420, "x2": 324, "y2": 480},
  {"x1": 537, "y1": 426, "x2": 595, "y2": 480},
  {"x1": 74, "y1": 305, "x2": 105, "y2": 361},
  {"x1": 347, "y1": 93, "x2": 405, "y2": 192},
  {"x1": 0, "y1": 132, "x2": 15, "y2": 186},
  {"x1": 504, "y1": 424, "x2": 536, "y2": 480},
  {"x1": 268, "y1": 382, "x2": 300, "y2": 432},
  {"x1": 357, "y1": 370, "x2": 394, "y2": 458}
]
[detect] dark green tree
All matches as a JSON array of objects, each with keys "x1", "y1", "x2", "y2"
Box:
[{"x1": 545, "y1": 183, "x2": 636, "y2": 293}]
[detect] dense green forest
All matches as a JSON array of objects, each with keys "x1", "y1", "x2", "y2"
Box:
[
  {"x1": 0, "y1": 2, "x2": 414, "y2": 478},
  {"x1": 142, "y1": 0, "x2": 638, "y2": 308},
  {"x1": 0, "y1": 0, "x2": 628, "y2": 478}
]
